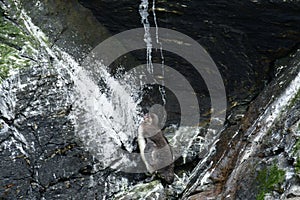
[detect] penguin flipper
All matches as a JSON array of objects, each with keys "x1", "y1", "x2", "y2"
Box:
[
  {"x1": 153, "y1": 143, "x2": 175, "y2": 184},
  {"x1": 144, "y1": 139, "x2": 157, "y2": 173}
]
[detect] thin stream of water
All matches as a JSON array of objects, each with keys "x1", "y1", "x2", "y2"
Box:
[
  {"x1": 152, "y1": 0, "x2": 166, "y2": 105},
  {"x1": 139, "y1": 0, "x2": 166, "y2": 105},
  {"x1": 139, "y1": 0, "x2": 153, "y2": 73}
]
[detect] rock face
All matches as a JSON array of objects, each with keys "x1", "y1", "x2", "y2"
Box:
[
  {"x1": 21, "y1": 0, "x2": 111, "y2": 60},
  {"x1": 0, "y1": 66, "x2": 101, "y2": 199},
  {"x1": 185, "y1": 49, "x2": 300, "y2": 200},
  {"x1": 0, "y1": 0, "x2": 299, "y2": 199},
  {"x1": 0, "y1": 1, "x2": 128, "y2": 199},
  {"x1": 0, "y1": 2, "x2": 109, "y2": 197},
  {"x1": 227, "y1": 51, "x2": 300, "y2": 200}
]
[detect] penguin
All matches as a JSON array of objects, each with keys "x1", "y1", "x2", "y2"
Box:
[{"x1": 138, "y1": 113, "x2": 174, "y2": 184}]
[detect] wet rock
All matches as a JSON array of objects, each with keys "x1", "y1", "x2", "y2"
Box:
[
  {"x1": 20, "y1": 0, "x2": 111, "y2": 60},
  {"x1": 114, "y1": 180, "x2": 166, "y2": 200},
  {"x1": 1, "y1": 0, "x2": 300, "y2": 199},
  {"x1": 181, "y1": 47, "x2": 300, "y2": 199},
  {"x1": 287, "y1": 185, "x2": 300, "y2": 198},
  {"x1": 187, "y1": 183, "x2": 222, "y2": 200},
  {"x1": 222, "y1": 49, "x2": 300, "y2": 199}
]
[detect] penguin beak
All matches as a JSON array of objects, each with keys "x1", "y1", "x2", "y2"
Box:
[{"x1": 144, "y1": 113, "x2": 150, "y2": 120}]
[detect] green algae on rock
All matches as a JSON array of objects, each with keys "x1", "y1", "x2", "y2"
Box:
[
  {"x1": 114, "y1": 180, "x2": 165, "y2": 199},
  {"x1": 288, "y1": 89, "x2": 300, "y2": 109},
  {"x1": 295, "y1": 158, "x2": 300, "y2": 175},
  {"x1": 256, "y1": 164, "x2": 285, "y2": 200},
  {"x1": 0, "y1": 1, "x2": 43, "y2": 83}
]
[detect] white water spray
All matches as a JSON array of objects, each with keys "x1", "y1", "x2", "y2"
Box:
[{"x1": 18, "y1": 6, "x2": 143, "y2": 169}]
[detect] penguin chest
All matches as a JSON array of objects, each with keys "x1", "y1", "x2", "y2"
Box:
[
  {"x1": 138, "y1": 136, "x2": 157, "y2": 173},
  {"x1": 138, "y1": 136, "x2": 146, "y2": 160}
]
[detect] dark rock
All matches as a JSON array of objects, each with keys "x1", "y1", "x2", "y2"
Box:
[{"x1": 21, "y1": 0, "x2": 111, "y2": 60}]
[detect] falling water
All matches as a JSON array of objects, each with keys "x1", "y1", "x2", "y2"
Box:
[
  {"x1": 139, "y1": 0, "x2": 153, "y2": 73},
  {"x1": 17, "y1": 6, "x2": 143, "y2": 170},
  {"x1": 152, "y1": 0, "x2": 166, "y2": 105},
  {"x1": 139, "y1": 0, "x2": 166, "y2": 105}
]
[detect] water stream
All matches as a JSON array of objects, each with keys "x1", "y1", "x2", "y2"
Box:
[{"x1": 139, "y1": 0, "x2": 166, "y2": 105}]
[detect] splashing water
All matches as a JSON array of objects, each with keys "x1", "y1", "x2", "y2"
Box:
[
  {"x1": 16, "y1": 5, "x2": 143, "y2": 169},
  {"x1": 5, "y1": 0, "x2": 210, "y2": 177},
  {"x1": 71, "y1": 59, "x2": 143, "y2": 168},
  {"x1": 1, "y1": 1, "x2": 227, "y2": 197},
  {"x1": 5, "y1": 1, "x2": 211, "y2": 193}
]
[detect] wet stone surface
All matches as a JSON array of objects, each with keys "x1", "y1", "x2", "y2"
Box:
[
  {"x1": 0, "y1": 66, "x2": 108, "y2": 199},
  {"x1": 0, "y1": 0, "x2": 299, "y2": 199}
]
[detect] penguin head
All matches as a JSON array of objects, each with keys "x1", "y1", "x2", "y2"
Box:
[{"x1": 144, "y1": 113, "x2": 159, "y2": 126}]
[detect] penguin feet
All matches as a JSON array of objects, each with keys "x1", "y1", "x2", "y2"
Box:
[{"x1": 143, "y1": 174, "x2": 156, "y2": 183}]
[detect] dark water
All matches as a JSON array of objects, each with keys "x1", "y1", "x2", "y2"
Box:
[{"x1": 79, "y1": 0, "x2": 300, "y2": 124}]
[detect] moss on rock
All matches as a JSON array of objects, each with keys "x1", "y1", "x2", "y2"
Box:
[
  {"x1": 295, "y1": 157, "x2": 300, "y2": 175},
  {"x1": 0, "y1": 2, "x2": 40, "y2": 83},
  {"x1": 114, "y1": 180, "x2": 164, "y2": 199},
  {"x1": 293, "y1": 139, "x2": 300, "y2": 156},
  {"x1": 256, "y1": 164, "x2": 285, "y2": 200},
  {"x1": 288, "y1": 89, "x2": 300, "y2": 109}
]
